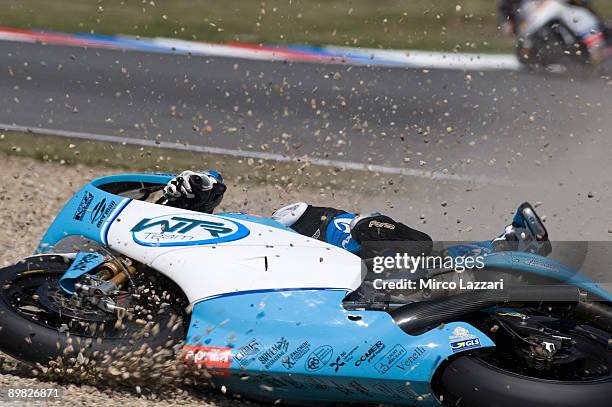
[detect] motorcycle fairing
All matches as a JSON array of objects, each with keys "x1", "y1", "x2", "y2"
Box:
[
  {"x1": 558, "y1": 4, "x2": 603, "y2": 39},
  {"x1": 185, "y1": 289, "x2": 495, "y2": 406},
  {"x1": 130, "y1": 212, "x2": 252, "y2": 247},
  {"x1": 59, "y1": 252, "x2": 105, "y2": 293},
  {"x1": 218, "y1": 212, "x2": 296, "y2": 232},
  {"x1": 482, "y1": 251, "x2": 612, "y2": 301},
  {"x1": 519, "y1": 0, "x2": 602, "y2": 40},
  {"x1": 107, "y1": 198, "x2": 364, "y2": 302},
  {"x1": 37, "y1": 181, "x2": 132, "y2": 252},
  {"x1": 37, "y1": 175, "x2": 364, "y2": 304}
]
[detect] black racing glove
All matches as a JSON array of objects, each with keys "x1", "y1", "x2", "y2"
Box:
[{"x1": 163, "y1": 170, "x2": 220, "y2": 212}]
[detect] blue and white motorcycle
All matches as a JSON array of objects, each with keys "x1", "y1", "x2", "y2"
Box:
[
  {"x1": 0, "y1": 174, "x2": 610, "y2": 406},
  {"x1": 513, "y1": 0, "x2": 610, "y2": 68}
]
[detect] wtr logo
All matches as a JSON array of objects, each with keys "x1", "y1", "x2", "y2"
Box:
[
  {"x1": 132, "y1": 216, "x2": 233, "y2": 236},
  {"x1": 131, "y1": 214, "x2": 249, "y2": 247}
]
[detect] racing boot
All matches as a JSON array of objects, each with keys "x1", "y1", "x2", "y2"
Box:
[
  {"x1": 349, "y1": 213, "x2": 433, "y2": 258},
  {"x1": 493, "y1": 202, "x2": 551, "y2": 256},
  {"x1": 446, "y1": 202, "x2": 551, "y2": 258}
]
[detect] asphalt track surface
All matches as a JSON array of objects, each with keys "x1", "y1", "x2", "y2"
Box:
[{"x1": 1, "y1": 40, "x2": 612, "y2": 242}]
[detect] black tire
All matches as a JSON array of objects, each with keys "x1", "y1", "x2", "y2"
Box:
[
  {"x1": 0, "y1": 256, "x2": 187, "y2": 365},
  {"x1": 520, "y1": 21, "x2": 588, "y2": 69},
  {"x1": 438, "y1": 355, "x2": 612, "y2": 407}
]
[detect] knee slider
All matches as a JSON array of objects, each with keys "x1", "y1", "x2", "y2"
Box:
[{"x1": 271, "y1": 202, "x2": 309, "y2": 227}]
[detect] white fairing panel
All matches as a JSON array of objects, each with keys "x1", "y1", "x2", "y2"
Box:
[
  {"x1": 520, "y1": 1, "x2": 600, "y2": 37},
  {"x1": 106, "y1": 200, "x2": 363, "y2": 302},
  {"x1": 559, "y1": 6, "x2": 600, "y2": 37}
]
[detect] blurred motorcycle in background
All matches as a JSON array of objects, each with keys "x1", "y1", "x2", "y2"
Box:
[{"x1": 500, "y1": 0, "x2": 611, "y2": 69}]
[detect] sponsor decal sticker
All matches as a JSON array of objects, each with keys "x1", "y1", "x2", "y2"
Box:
[
  {"x1": 281, "y1": 340, "x2": 310, "y2": 370},
  {"x1": 183, "y1": 346, "x2": 231, "y2": 369},
  {"x1": 89, "y1": 198, "x2": 117, "y2": 228},
  {"x1": 341, "y1": 235, "x2": 352, "y2": 249},
  {"x1": 448, "y1": 327, "x2": 482, "y2": 353},
  {"x1": 329, "y1": 345, "x2": 359, "y2": 373},
  {"x1": 449, "y1": 326, "x2": 474, "y2": 341},
  {"x1": 333, "y1": 218, "x2": 352, "y2": 233},
  {"x1": 394, "y1": 346, "x2": 427, "y2": 371},
  {"x1": 369, "y1": 220, "x2": 395, "y2": 230},
  {"x1": 234, "y1": 338, "x2": 262, "y2": 366},
  {"x1": 450, "y1": 338, "x2": 481, "y2": 353},
  {"x1": 374, "y1": 344, "x2": 407, "y2": 375},
  {"x1": 258, "y1": 337, "x2": 290, "y2": 369},
  {"x1": 74, "y1": 192, "x2": 94, "y2": 221},
  {"x1": 59, "y1": 252, "x2": 106, "y2": 293},
  {"x1": 131, "y1": 213, "x2": 249, "y2": 247},
  {"x1": 305, "y1": 345, "x2": 334, "y2": 372},
  {"x1": 69, "y1": 253, "x2": 102, "y2": 272},
  {"x1": 523, "y1": 258, "x2": 559, "y2": 272},
  {"x1": 311, "y1": 229, "x2": 321, "y2": 240},
  {"x1": 329, "y1": 356, "x2": 346, "y2": 373},
  {"x1": 354, "y1": 340, "x2": 386, "y2": 367}
]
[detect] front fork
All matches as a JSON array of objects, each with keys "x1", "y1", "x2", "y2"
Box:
[{"x1": 72, "y1": 256, "x2": 137, "y2": 318}]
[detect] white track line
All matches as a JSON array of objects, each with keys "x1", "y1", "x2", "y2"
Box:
[{"x1": 0, "y1": 123, "x2": 516, "y2": 185}]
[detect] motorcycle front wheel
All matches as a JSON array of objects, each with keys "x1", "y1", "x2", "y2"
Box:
[{"x1": 0, "y1": 256, "x2": 187, "y2": 365}]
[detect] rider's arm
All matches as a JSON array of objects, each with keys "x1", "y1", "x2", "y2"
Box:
[{"x1": 163, "y1": 170, "x2": 226, "y2": 213}]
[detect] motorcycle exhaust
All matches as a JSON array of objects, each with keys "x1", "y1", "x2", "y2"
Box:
[
  {"x1": 574, "y1": 301, "x2": 612, "y2": 331},
  {"x1": 391, "y1": 285, "x2": 594, "y2": 334}
]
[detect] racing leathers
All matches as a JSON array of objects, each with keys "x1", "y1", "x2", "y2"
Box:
[
  {"x1": 270, "y1": 203, "x2": 433, "y2": 258},
  {"x1": 163, "y1": 171, "x2": 433, "y2": 258},
  {"x1": 162, "y1": 170, "x2": 550, "y2": 259}
]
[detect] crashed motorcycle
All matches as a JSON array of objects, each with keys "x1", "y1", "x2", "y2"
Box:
[
  {"x1": 512, "y1": 0, "x2": 610, "y2": 68},
  {"x1": 0, "y1": 174, "x2": 610, "y2": 406}
]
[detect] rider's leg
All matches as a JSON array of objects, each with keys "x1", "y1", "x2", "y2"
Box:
[
  {"x1": 498, "y1": 202, "x2": 549, "y2": 240},
  {"x1": 447, "y1": 202, "x2": 551, "y2": 258},
  {"x1": 272, "y1": 203, "x2": 362, "y2": 252},
  {"x1": 350, "y1": 213, "x2": 433, "y2": 258},
  {"x1": 272, "y1": 203, "x2": 432, "y2": 257}
]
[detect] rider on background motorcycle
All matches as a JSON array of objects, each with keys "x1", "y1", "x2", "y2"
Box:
[
  {"x1": 498, "y1": 0, "x2": 609, "y2": 65},
  {"x1": 498, "y1": 0, "x2": 522, "y2": 34},
  {"x1": 497, "y1": 0, "x2": 598, "y2": 34},
  {"x1": 163, "y1": 170, "x2": 548, "y2": 259}
]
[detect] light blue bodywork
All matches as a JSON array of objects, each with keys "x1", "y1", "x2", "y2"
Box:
[
  {"x1": 38, "y1": 174, "x2": 175, "y2": 252},
  {"x1": 59, "y1": 252, "x2": 105, "y2": 293},
  {"x1": 37, "y1": 174, "x2": 611, "y2": 406},
  {"x1": 482, "y1": 251, "x2": 612, "y2": 301},
  {"x1": 186, "y1": 290, "x2": 493, "y2": 405}
]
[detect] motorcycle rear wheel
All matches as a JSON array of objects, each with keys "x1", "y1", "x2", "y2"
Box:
[
  {"x1": 520, "y1": 21, "x2": 590, "y2": 68},
  {"x1": 437, "y1": 320, "x2": 612, "y2": 407}
]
